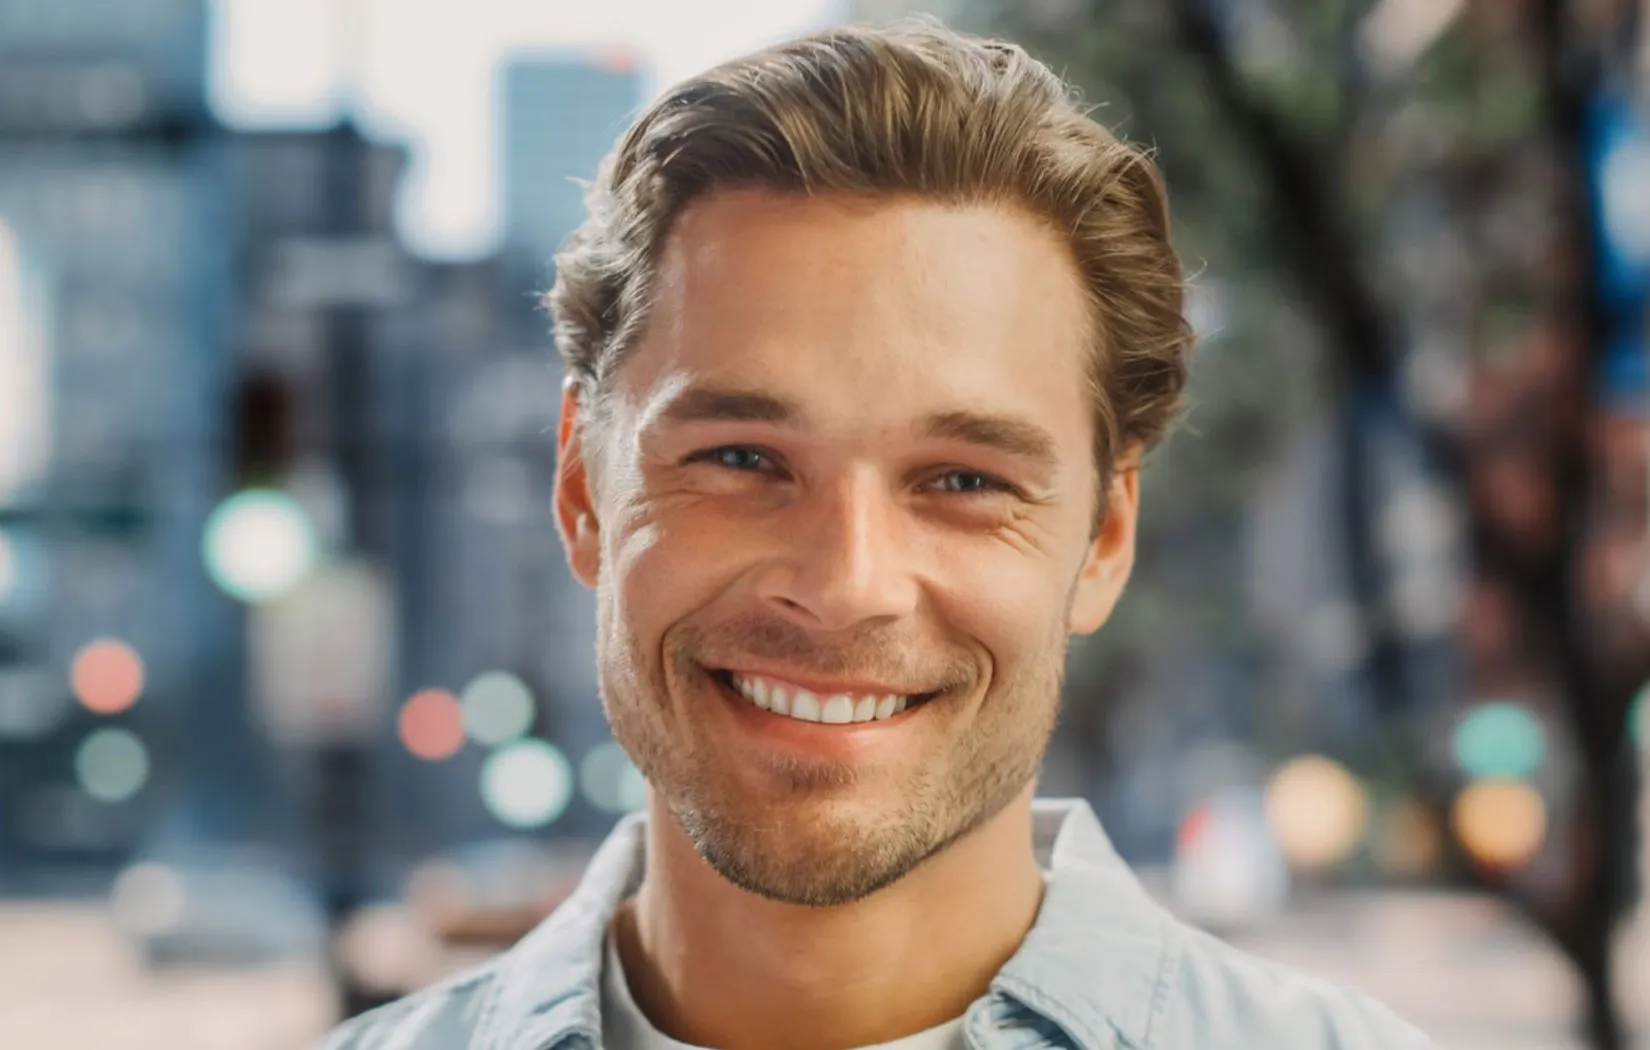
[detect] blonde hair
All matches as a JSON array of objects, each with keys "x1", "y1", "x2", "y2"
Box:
[{"x1": 548, "y1": 19, "x2": 1192, "y2": 492}]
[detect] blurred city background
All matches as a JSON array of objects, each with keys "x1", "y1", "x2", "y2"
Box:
[{"x1": 0, "y1": 0, "x2": 1646, "y2": 1047}]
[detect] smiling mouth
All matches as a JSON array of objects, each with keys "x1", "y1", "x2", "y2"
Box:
[{"x1": 707, "y1": 668, "x2": 939, "y2": 725}]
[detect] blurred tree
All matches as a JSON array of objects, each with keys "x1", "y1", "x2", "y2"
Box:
[{"x1": 977, "y1": 0, "x2": 1648, "y2": 1046}]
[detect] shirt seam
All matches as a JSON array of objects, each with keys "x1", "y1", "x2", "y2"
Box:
[
  {"x1": 476, "y1": 960, "x2": 514, "y2": 1050},
  {"x1": 1137, "y1": 913, "x2": 1184, "y2": 1050}
]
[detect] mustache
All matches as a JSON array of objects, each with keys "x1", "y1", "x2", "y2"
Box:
[{"x1": 676, "y1": 611, "x2": 974, "y2": 694}]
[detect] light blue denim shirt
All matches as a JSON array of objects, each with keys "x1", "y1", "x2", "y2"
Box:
[{"x1": 317, "y1": 799, "x2": 1439, "y2": 1050}]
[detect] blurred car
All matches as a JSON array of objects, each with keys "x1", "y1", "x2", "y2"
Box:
[
  {"x1": 109, "y1": 844, "x2": 326, "y2": 968},
  {"x1": 405, "y1": 837, "x2": 594, "y2": 947}
]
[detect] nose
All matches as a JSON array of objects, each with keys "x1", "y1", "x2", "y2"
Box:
[{"x1": 755, "y1": 467, "x2": 922, "y2": 632}]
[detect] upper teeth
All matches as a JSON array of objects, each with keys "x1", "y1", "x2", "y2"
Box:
[{"x1": 729, "y1": 673, "x2": 909, "y2": 724}]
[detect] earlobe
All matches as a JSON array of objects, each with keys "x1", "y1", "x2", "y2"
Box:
[
  {"x1": 1067, "y1": 460, "x2": 1140, "y2": 636},
  {"x1": 554, "y1": 382, "x2": 602, "y2": 589}
]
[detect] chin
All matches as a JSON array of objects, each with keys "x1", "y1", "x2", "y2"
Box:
[
  {"x1": 701, "y1": 822, "x2": 929, "y2": 907},
  {"x1": 668, "y1": 782, "x2": 946, "y2": 907}
]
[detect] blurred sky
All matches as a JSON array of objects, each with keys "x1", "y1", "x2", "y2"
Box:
[{"x1": 209, "y1": 0, "x2": 845, "y2": 260}]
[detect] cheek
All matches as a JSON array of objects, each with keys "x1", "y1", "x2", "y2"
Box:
[
  {"x1": 935, "y1": 544, "x2": 1072, "y2": 667},
  {"x1": 609, "y1": 507, "x2": 743, "y2": 630}
]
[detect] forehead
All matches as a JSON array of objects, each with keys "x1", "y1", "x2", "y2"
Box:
[{"x1": 618, "y1": 190, "x2": 1095, "y2": 455}]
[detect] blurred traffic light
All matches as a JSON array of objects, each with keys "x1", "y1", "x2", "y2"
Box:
[
  {"x1": 206, "y1": 370, "x2": 317, "y2": 604},
  {"x1": 231, "y1": 370, "x2": 296, "y2": 487}
]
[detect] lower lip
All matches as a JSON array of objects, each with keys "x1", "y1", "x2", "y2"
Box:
[{"x1": 704, "y1": 669, "x2": 925, "y2": 762}]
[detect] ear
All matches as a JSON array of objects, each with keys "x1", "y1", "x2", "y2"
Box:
[
  {"x1": 554, "y1": 381, "x2": 602, "y2": 590},
  {"x1": 1067, "y1": 452, "x2": 1141, "y2": 636}
]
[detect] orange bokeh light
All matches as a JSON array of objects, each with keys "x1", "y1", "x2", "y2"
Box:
[
  {"x1": 1452, "y1": 779, "x2": 1547, "y2": 871},
  {"x1": 398, "y1": 689, "x2": 465, "y2": 762},
  {"x1": 71, "y1": 639, "x2": 145, "y2": 715}
]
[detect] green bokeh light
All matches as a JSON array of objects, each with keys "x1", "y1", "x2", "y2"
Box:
[
  {"x1": 75, "y1": 727, "x2": 150, "y2": 803},
  {"x1": 1452, "y1": 702, "x2": 1546, "y2": 780},
  {"x1": 480, "y1": 739, "x2": 572, "y2": 829},
  {"x1": 459, "y1": 671, "x2": 535, "y2": 746},
  {"x1": 202, "y1": 489, "x2": 316, "y2": 603}
]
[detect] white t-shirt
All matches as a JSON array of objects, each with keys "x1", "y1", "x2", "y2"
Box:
[{"x1": 601, "y1": 926, "x2": 967, "y2": 1050}]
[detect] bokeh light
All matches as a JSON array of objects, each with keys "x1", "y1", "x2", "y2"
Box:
[
  {"x1": 70, "y1": 638, "x2": 144, "y2": 715},
  {"x1": 1263, "y1": 754, "x2": 1369, "y2": 871},
  {"x1": 111, "y1": 862, "x2": 187, "y2": 937},
  {"x1": 1452, "y1": 701, "x2": 1546, "y2": 780},
  {"x1": 579, "y1": 740, "x2": 647, "y2": 814},
  {"x1": 397, "y1": 689, "x2": 465, "y2": 762},
  {"x1": 202, "y1": 488, "x2": 317, "y2": 602},
  {"x1": 459, "y1": 670, "x2": 535, "y2": 746},
  {"x1": 74, "y1": 727, "x2": 151, "y2": 803},
  {"x1": 481, "y1": 739, "x2": 573, "y2": 829},
  {"x1": 1600, "y1": 134, "x2": 1650, "y2": 266},
  {"x1": 1452, "y1": 779, "x2": 1547, "y2": 870}
]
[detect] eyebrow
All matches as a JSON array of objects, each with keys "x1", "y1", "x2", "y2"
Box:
[
  {"x1": 920, "y1": 410, "x2": 1060, "y2": 473},
  {"x1": 658, "y1": 386, "x2": 802, "y2": 426},
  {"x1": 656, "y1": 383, "x2": 1062, "y2": 473}
]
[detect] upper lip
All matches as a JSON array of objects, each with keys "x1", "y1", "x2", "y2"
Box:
[{"x1": 714, "y1": 665, "x2": 934, "y2": 698}]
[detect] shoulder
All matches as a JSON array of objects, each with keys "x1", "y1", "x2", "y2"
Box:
[
  {"x1": 310, "y1": 963, "x2": 500, "y2": 1050},
  {"x1": 1152, "y1": 919, "x2": 1439, "y2": 1050}
]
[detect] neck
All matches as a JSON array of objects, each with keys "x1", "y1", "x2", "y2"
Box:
[{"x1": 612, "y1": 785, "x2": 1044, "y2": 1050}]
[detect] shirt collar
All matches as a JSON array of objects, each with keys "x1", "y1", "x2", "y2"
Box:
[
  {"x1": 986, "y1": 799, "x2": 1177, "y2": 1050},
  {"x1": 476, "y1": 800, "x2": 1173, "y2": 1050},
  {"x1": 475, "y1": 812, "x2": 646, "y2": 1050}
]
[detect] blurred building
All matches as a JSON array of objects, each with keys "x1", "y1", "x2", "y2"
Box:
[
  {"x1": 0, "y1": 0, "x2": 658, "y2": 890},
  {"x1": 0, "y1": 0, "x2": 209, "y2": 132},
  {"x1": 0, "y1": 0, "x2": 227, "y2": 882},
  {"x1": 409, "y1": 49, "x2": 647, "y2": 839},
  {"x1": 214, "y1": 46, "x2": 657, "y2": 856},
  {"x1": 499, "y1": 52, "x2": 644, "y2": 299}
]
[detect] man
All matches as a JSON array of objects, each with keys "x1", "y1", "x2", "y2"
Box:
[{"x1": 321, "y1": 19, "x2": 1437, "y2": 1050}]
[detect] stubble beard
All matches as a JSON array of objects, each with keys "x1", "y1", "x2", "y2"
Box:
[{"x1": 595, "y1": 586, "x2": 1070, "y2": 908}]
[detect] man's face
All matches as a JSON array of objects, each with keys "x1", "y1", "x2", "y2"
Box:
[{"x1": 555, "y1": 190, "x2": 1138, "y2": 906}]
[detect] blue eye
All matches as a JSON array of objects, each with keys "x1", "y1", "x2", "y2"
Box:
[
  {"x1": 721, "y1": 448, "x2": 765, "y2": 470},
  {"x1": 933, "y1": 471, "x2": 1015, "y2": 496},
  {"x1": 688, "y1": 446, "x2": 773, "y2": 472},
  {"x1": 938, "y1": 472, "x2": 992, "y2": 493},
  {"x1": 686, "y1": 449, "x2": 1018, "y2": 499}
]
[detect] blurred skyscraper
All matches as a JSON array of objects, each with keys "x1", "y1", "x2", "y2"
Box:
[
  {"x1": 0, "y1": 1, "x2": 671, "y2": 901},
  {"x1": 500, "y1": 53, "x2": 644, "y2": 297},
  {"x1": 0, "y1": 0, "x2": 226, "y2": 880},
  {"x1": 0, "y1": 0, "x2": 522, "y2": 883},
  {"x1": 0, "y1": 0, "x2": 209, "y2": 132}
]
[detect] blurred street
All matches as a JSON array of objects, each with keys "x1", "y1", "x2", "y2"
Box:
[
  {"x1": 1226, "y1": 892, "x2": 1650, "y2": 1050},
  {"x1": 4, "y1": 889, "x2": 1647, "y2": 1050},
  {"x1": 0, "y1": 903, "x2": 335, "y2": 1050}
]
